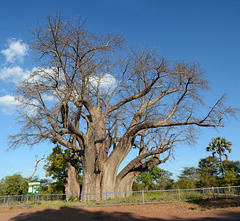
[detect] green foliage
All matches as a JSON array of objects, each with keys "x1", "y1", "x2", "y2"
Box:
[
  {"x1": 134, "y1": 167, "x2": 173, "y2": 190},
  {"x1": 172, "y1": 177, "x2": 198, "y2": 189},
  {"x1": 173, "y1": 167, "x2": 199, "y2": 189},
  {"x1": 134, "y1": 137, "x2": 237, "y2": 191},
  {"x1": 178, "y1": 167, "x2": 199, "y2": 180},
  {"x1": 222, "y1": 160, "x2": 240, "y2": 176},
  {"x1": 44, "y1": 181, "x2": 65, "y2": 194},
  {"x1": 132, "y1": 182, "x2": 145, "y2": 191},
  {"x1": 206, "y1": 137, "x2": 232, "y2": 158},
  {"x1": 198, "y1": 156, "x2": 220, "y2": 177},
  {"x1": 156, "y1": 169, "x2": 174, "y2": 190},
  {"x1": 219, "y1": 168, "x2": 239, "y2": 186},
  {"x1": 0, "y1": 174, "x2": 28, "y2": 196},
  {"x1": 38, "y1": 178, "x2": 53, "y2": 194},
  {"x1": 135, "y1": 167, "x2": 160, "y2": 190},
  {"x1": 197, "y1": 156, "x2": 220, "y2": 187},
  {"x1": 43, "y1": 145, "x2": 82, "y2": 193},
  {"x1": 44, "y1": 145, "x2": 69, "y2": 181},
  {"x1": 197, "y1": 173, "x2": 219, "y2": 187},
  {"x1": 173, "y1": 155, "x2": 240, "y2": 188}
]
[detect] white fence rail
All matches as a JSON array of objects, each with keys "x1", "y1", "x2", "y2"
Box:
[{"x1": 0, "y1": 185, "x2": 239, "y2": 208}]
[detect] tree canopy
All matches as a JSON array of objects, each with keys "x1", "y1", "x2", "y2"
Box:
[{"x1": 0, "y1": 174, "x2": 28, "y2": 196}]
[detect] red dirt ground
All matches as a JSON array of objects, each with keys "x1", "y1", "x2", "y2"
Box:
[{"x1": 0, "y1": 198, "x2": 240, "y2": 221}]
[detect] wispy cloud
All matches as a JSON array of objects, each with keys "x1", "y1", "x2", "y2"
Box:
[
  {"x1": 1, "y1": 38, "x2": 28, "y2": 63},
  {"x1": 0, "y1": 38, "x2": 30, "y2": 85},
  {"x1": 0, "y1": 66, "x2": 28, "y2": 84},
  {"x1": 0, "y1": 95, "x2": 20, "y2": 115},
  {"x1": 0, "y1": 94, "x2": 41, "y2": 115}
]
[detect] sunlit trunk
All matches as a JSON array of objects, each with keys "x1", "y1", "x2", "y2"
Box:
[
  {"x1": 115, "y1": 172, "x2": 138, "y2": 198},
  {"x1": 65, "y1": 163, "x2": 80, "y2": 197}
]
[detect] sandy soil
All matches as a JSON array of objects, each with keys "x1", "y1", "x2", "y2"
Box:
[{"x1": 0, "y1": 198, "x2": 240, "y2": 221}]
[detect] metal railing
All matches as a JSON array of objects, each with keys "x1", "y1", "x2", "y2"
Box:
[{"x1": 0, "y1": 185, "x2": 239, "y2": 208}]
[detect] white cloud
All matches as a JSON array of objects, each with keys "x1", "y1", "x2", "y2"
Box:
[
  {"x1": 89, "y1": 73, "x2": 116, "y2": 93},
  {"x1": 0, "y1": 66, "x2": 29, "y2": 84},
  {"x1": 1, "y1": 38, "x2": 28, "y2": 63},
  {"x1": 0, "y1": 95, "x2": 20, "y2": 115},
  {"x1": 99, "y1": 73, "x2": 116, "y2": 87},
  {"x1": 0, "y1": 39, "x2": 30, "y2": 85},
  {"x1": 0, "y1": 66, "x2": 56, "y2": 85},
  {"x1": 0, "y1": 94, "x2": 40, "y2": 115}
]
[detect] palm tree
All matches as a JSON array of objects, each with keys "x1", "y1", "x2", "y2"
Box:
[{"x1": 206, "y1": 137, "x2": 232, "y2": 176}]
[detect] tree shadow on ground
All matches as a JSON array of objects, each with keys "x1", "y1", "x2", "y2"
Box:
[
  {"x1": 188, "y1": 196, "x2": 240, "y2": 210},
  {"x1": 9, "y1": 206, "x2": 165, "y2": 221},
  {"x1": 8, "y1": 205, "x2": 240, "y2": 221}
]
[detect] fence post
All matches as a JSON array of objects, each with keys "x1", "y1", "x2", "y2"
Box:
[
  {"x1": 105, "y1": 192, "x2": 108, "y2": 206},
  {"x1": 228, "y1": 186, "x2": 231, "y2": 196},
  {"x1": 142, "y1": 190, "x2": 145, "y2": 204},
  {"x1": 66, "y1": 194, "x2": 69, "y2": 207},
  {"x1": 178, "y1": 189, "x2": 181, "y2": 202},
  {"x1": 35, "y1": 194, "x2": 38, "y2": 207},
  {"x1": 7, "y1": 195, "x2": 9, "y2": 207},
  {"x1": 212, "y1": 187, "x2": 215, "y2": 200}
]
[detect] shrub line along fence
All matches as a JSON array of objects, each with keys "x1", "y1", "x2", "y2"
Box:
[{"x1": 0, "y1": 185, "x2": 239, "y2": 208}]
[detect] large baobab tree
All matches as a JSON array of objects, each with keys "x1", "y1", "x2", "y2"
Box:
[{"x1": 9, "y1": 14, "x2": 238, "y2": 200}]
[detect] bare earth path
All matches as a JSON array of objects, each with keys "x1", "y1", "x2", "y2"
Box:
[{"x1": 0, "y1": 199, "x2": 240, "y2": 221}]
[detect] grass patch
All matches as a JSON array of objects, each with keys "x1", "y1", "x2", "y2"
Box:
[{"x1": 1, "y1": 189, "x2": 239, "y2": 208}]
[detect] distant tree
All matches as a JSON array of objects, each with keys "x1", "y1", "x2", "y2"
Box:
[
  {"x1": 173, "y1": 167, "x2": 199, "y2": 189},
  {"x1": 178, "y1": 166, "x2": 199, "y2": 180},
  {"x1": 134, "y1": 167, "x2": 173, "y2": 190},
  {"x1": 197, "y1": 156, "x2": 220, "y2": 187},
  {"x1": 206, "y1": 137, "x2": 232, "y2": 176},
  {"x1": 219, "y1": 168, "x2": 239, "y2": 186},
  {"x1": 219, "y1": 160, "x2": 240, "y2": 186},
  {"x1": 38, "y1": 178, "x2": 53, "y2": 194},
  {"x1": 0, "y1": 174, "x2": 28, "y2": 196},
  {"x1": 172, "y1": 177, "x2": 197, "y2": 189},
  {"x1": 132, "y1": 181, "x2": 145, "y2": 191},
  {"x1": 222, "y1": 160, "x2": 240, "y2": 176},
  {"x1": 198, "y1": 156, "x2": 220, "y2": 177},
  {"x1": 135, "y1": 166, "x2": 161, "y2": 190},
  {"x1": 44, "y1": 145, "x2": 82, "y2": 193},
  {"x1": 156, "y1": 169, "x2": 174, "y2": 189}
]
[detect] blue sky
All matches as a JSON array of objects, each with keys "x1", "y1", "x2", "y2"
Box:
[{"x1": 0, "y1": 0, "x2": 239, "y2": 181}]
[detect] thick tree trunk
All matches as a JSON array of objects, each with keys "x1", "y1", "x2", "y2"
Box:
[
  {"x1": 65, "y1": 163, "x2": 80, "y2": 196},
  {"x1": 115, "y1": 172, "x2": 139, "y2": 198},
  {"x1": 80, "y1": 135, "x2": 101, "y2": 202},
  {"x1": 81, "y1": 170, "x2": 101, "y2": 202},
  {"x1": 101, "y1": 161, "x2": 118, "y2": 192},
  {"x1": 101, "y1": 137, "x2": 133, "y2": 194}
]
